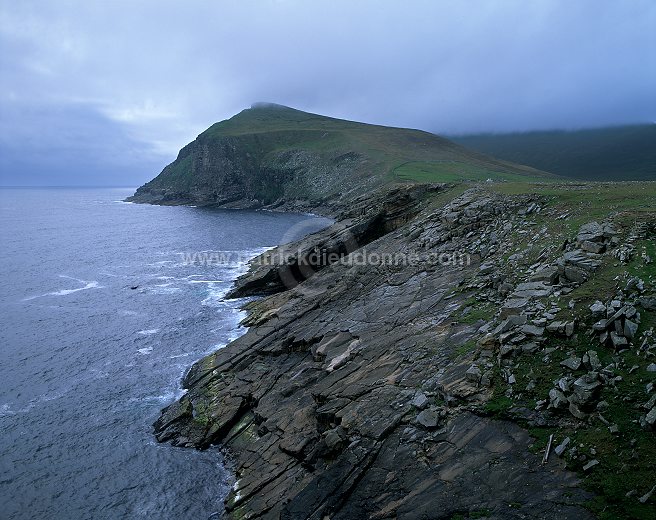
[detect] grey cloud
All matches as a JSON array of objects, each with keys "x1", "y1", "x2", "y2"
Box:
[{"x1": 0, "y1": 0, "x2": 654, "y2": 185}]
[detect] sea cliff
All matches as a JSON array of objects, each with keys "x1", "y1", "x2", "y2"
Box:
[
  {"x1": 133, "y1": 106, "x2": 656, "y2": 519},
  {"x1": 152, "y1": 180, "x2": 656, "y2": 519}
]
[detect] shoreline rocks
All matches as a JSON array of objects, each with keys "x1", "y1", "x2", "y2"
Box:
[{"x1": 152, "y1": 186, "x2": 603, "y2": 519}]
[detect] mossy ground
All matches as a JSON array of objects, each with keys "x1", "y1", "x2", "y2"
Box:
[{"x1": 472, "y1": 181, "x2": 656, "y2": 519}]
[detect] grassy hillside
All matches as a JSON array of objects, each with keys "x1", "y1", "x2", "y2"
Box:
[
  {"x1": 451, "y1": 125, "x2": 656, "y2": 181},
  {"x1": 198, "y1": 103, "x2": 553, "y2": 184},
  {"x1": 130, "y1": 103, "x2": 554, "y2": 208}
]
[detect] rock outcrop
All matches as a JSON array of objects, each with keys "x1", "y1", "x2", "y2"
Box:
[{"x1": 153, "y1": 187, "x2": 599, "y2": 519}]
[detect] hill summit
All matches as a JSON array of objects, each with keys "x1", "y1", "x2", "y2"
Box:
[{"x1": 128, "y1": 104, "x2": 551, "y2": 210}]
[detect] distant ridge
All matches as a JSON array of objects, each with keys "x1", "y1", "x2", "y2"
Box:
[
  {"x1": 128, "y1": 104, "x2": 552, "y2": 209},
  {"x1": 451, "y1": 124, "x2": 656, "y2": 181}
]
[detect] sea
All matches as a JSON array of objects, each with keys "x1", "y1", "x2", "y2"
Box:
[{"x1": 0, "y1": 187, "x2": 331, "y2": 519}]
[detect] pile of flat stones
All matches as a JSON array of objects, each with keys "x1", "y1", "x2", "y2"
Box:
[{"x1": 591, "y1": 298, "x2": 641, "y2": 351}]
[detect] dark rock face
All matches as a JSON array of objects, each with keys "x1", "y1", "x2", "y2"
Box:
[
  {"x1": 226, "y1": 184, "x2": 443, "y2": 298},
  {"x1": 153, "y1": 187, "x2": 593, "y2": 519},
  {"x1": 126, "y1": 131, "x2": 377, "y2": 212}
]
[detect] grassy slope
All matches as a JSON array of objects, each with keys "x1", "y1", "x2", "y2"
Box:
[
  {"x1": 451, "y1": 125, "x2": 656, "y2": 181},
  {"x1": 198, "y1": 104, "x2": 554, "y2": 184},
  {"x1": 460, "y1": 181, "x2": 656, "y2": 519}
]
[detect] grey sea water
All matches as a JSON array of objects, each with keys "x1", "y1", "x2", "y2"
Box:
[{"x1": 0, "y1": 187, "x2": 330, "y2": 519}]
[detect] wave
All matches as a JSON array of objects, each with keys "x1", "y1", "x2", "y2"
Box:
[
  {"x1": 137, "y1": 329, "x2": 159, "y2": 336},
  {"x1": 22, "y1": 276, "x2": 102, "y2": 301},
  {"x1": 0, "y1": 403, "x2": 16, "y2": 417}
]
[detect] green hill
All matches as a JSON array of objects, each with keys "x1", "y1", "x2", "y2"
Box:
[
  {"x1": 451, "y1": 124, "x2": 656, "y2": 181},
  {"x1": 128, "y1": 103, "x2": 552, "y2": 208}
]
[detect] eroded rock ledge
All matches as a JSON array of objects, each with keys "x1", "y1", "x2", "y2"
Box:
[{"x1": 154, "y1": 186, "x2": 597, "y2": 519}]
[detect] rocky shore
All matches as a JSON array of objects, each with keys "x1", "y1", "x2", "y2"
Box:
[{"x1": 150, "y1": 181, "x2": 656, "y2": 519}]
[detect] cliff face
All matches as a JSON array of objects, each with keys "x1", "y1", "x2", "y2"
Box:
[
  {"x1": 134, "y1": 106, "x2": 656, "y2": 518},
  {"x1": 127, "y1": 130, "x2": 376, "y2": 210},
  {"x1": 152, "y1": 180, "x2": 656, "y2": 519},
  {"x1": 127, "y1": 104, "x2": 551, "y2": 211}
]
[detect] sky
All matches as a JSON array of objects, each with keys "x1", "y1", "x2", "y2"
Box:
[{"x1": 0, "y1": 0, "x2": 654, "y2": 186}]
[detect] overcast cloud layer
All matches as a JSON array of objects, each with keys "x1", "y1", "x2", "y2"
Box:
[{"x1": 0, "y1": 0, "x2": 654, "y2": 185}]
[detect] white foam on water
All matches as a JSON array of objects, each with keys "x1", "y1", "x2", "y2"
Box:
[
  {"x1": 169, "y1": 352, "x2": 192, "y2": 359},
  {"x1": 137, "y1": 347, "x2": 153, "y2": 355},
  {"x1": 22, "y1": 276, "x2": 103, "y2": 301},
  {"x1": 0, "y1": 403, "x2": 16, "y2": 417},
  {"x1": 149, "y1": 286, "x2": 182, "y2": 295},
  {"x1": 199, "y1": 281, "x2": 233, "y2": 308},
  {"x1": 137, "y1": 329, "x2": 160, "y2": 336},
  {"x1": 188, "y1": 280, "x2": 224, "y2": 283},
  {"x1": 127, "y1": 389, "x2": 180, "y2": 404}
]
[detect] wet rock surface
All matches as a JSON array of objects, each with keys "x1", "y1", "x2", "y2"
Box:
[{"x1": 153, "y1": 186, "x2": 600, "y2": 519}]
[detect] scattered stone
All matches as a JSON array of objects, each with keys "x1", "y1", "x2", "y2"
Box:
[
  {"x1": 580, "y1": 240, "x2": 605, "y2": 254},
  {"x1": 589, "y1": 301, "x2": 606, "y2": 317},
  {"x1": 639, "y1": 484, "x2": 656, "y2": 504},
  {"x1": 513, "y1": 281, "x2": 553, "y2": 299},
  {"x1": 568, "y1": 372, "x2": 602, "y2": 418},
  {"x1": 557, "y1": 376, "x2": 573, "y2": 393},
  {"x1": 546, "y1": 320, "x2": 575, "y2": 336},
  {"x1": 494, "y1": 315, "x2": 527, "y2": 335},
  {"x1": 465, "y1": 365, "x2": 482, "y2": 383},
  {"x1": 499, "y1": 344, "x2": 515, "y2": 358},
  {"x1": 561, "y1": 357, "x2": 582, "y2": 371},
  {"x1": 521, "y1": 342, "x2": 539, "y2": 354},
  {"x1": 624, "y1": 320, "x2": 639, "y2": 339},
  {"x1": 582, "y1": 459, "x2": 599, "y2": 472},
  {"x1": 521, "y1": 324, "x2": 545, "y2": 337},
  {"x1": 478, "y1": 262, "x2": 495, "y2": 275},
  {"x1": 625, "y1": 277, "x2": 645, "y2": 293},
  {"x1": 610, "y1": 332, "x2": 628, "y2": 350},
  {"x1": 643, "y1": 407, "x2": 656, "y2": 430},
  {"x1": 592, "y1": 319, "x2": 607, "y2": 332},
  {"x1": 549, "y1": 388, "x2": 568, "y2": 409},
  {"x1": 554, "y1": 437, "x2": 570, "y2": 457},
  {"x1": 582, "y1": 350, "x2": 601, "y2": 371},
  {"x1": 644, "y1": 394, "x2": 656, "y2": 411},
  {"x1": 638, "y1": 296, "x2": 656, "y2": 311},
  {"x1": 563, "y1": 265, "x2": 588, "y2": 283},
  {"x1": 411, "y1": 392, "x2": 429, "y2": 410},
  {"x1": 500, "y1": 298, "x2": 529, "y2": 318},
  {"x1": 530, "y1": 265, "x2": 559, "y2": 284},
  {"x1": 416, "y1": 408, "x2": 440, "y2": 429},
  {"x1": 577, "y1": 222, "x2": 604, "y2": 243},
  {"x1": 565, "y1": 321, "x2": 575, "y2": 337}
]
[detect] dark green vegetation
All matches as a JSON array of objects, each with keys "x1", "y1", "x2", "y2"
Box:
[
  {"x1": 451, "y1": 125, "x2": 656, "y2": 181},
  {"x1": 466, "y1": 182, "x2": 656, "y2": 519},
  {"x1": 128, "y1": 104, "x2": 551, "y2": 207}
]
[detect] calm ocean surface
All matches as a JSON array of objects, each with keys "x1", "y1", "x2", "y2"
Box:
[{"x1": 0, "y1": 187, "x2": 330, "y2": 519}]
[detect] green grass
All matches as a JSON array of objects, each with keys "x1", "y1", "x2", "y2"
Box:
[
  {"x1": 460, "y1": 190, "x2": 656, "y2": 519},
  {"x1": 451, "y1": 124, "x2": 656, "y2": 181},
  {"x1": 144, "y1": 104, "x2": 555, "y2": 201},
  {"x1": 484, "y1": 239, "x2": 656, "y2": 519},
  {"x1": 392, "y1": 161, "x2": 543, "y2": 183}
]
